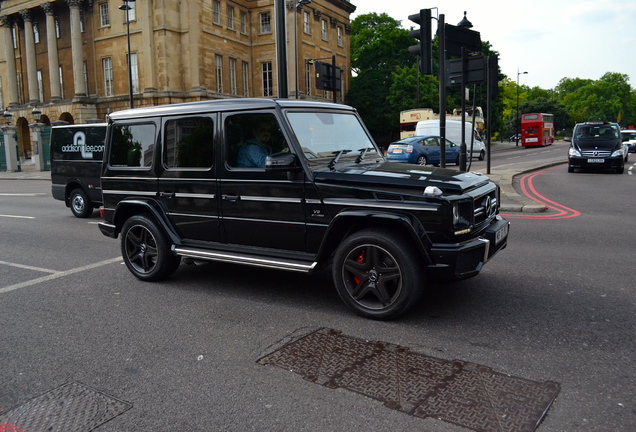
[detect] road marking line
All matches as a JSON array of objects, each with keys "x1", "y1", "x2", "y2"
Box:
[
  {"x1": 0, "y1": 214, "x2": 36, "y2": 219},
  {"x1": 0, "y1": 260, "x2": 59, "y2": 274},
  {"x1": 0, "y1": 193, "x2": 47, "y2": 196},
  {"x1": 0, "y1": 257, "x2": 122, "y2": 294}
]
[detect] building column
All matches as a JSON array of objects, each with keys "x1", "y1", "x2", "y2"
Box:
[
  {"x1": 42, "y1": 2, "x2": 61, "y2": 101},
  {"x1": 0, "y1": 16, "x2": 20, "y2": 107},
  {"x1": 66, "y1": 0, "x2": 86, "y2": 98},
  {"x1": 19, "y1": 9, "x2": 40, "y2": 104}
]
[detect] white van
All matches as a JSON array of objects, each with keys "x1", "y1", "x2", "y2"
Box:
[{"x1": 415, "y1": 120, "x2": 485, "y2": 160}]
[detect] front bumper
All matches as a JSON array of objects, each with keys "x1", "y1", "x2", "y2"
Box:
[
  {"x1": 568, "y1": 156, "x2": 623, "y2": 170},
  {"x1": 428, "y1": 216, "x2": 509, "y2": 280}
]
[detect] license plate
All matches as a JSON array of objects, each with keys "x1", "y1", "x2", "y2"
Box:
[
  {"x1": 495, "y1": 223, "x2": 508, "y2": 245},
  {"x1": 392, "y1": 148, "x2": 403, "y2": 154},
  {"x1": 587, "y1": 158, "x2": 604, "y2": 163}
]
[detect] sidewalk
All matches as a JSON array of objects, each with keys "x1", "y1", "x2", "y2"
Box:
[{"x1": 1, "y1": 144, "x2": 567, "y2": 213}]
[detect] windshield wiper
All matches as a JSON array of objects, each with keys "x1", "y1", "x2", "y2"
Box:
[
  {"x1": 328, "y1": 149, "x2": 352, "y2": 170},
  {"x1": 355, "y1": 147, "x2": 374, "y2": 163}
]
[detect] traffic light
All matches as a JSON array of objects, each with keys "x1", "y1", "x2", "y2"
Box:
[{"x1": 408, "y1": 9, "x2": 432, "y2": 75}]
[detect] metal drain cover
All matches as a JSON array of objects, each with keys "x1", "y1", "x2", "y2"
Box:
[
  {"x1": 259, "y1": 328, "x2": 560, "y2": 432},
  {"x1": 0, "y1": 382, "x2": 131, "y2": 432}
]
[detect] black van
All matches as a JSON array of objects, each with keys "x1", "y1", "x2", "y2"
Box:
[
  {"x1": 50, "y1": 124, "x2": 107, "y2": 217},
  {"x1": 568, "y1": 121, "x2": 625, "y2": 174}
]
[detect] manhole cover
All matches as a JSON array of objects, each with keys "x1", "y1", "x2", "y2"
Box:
[
  {"x1": 259, "y1": 328, "x2": 560, "y2": 432},
  {"x1": 0, "y1": 382, "x2": 131, "y2": 432}
]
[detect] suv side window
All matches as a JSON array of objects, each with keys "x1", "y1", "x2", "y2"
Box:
[
  {"x1": 110, "y1": 123, "x2": 156, "y2": 168},
  {"x1": 163, "y1": 116, "x2": 214, "y2": 169},
  {"x1": 225, "y1": 113, "x2": 288, "y2": 168}
]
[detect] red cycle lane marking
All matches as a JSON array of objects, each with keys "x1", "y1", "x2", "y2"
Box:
[
  {"x1": 0, "y1": 424, "x2": 30, "y2": 432},
  {"x1": 501, "y1": 166, "x2": 581, "y2": 220}
]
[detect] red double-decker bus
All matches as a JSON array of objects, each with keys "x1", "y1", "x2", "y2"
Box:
[{"x1": 521, "y1": 113, "x2": 554, "y2": 147}]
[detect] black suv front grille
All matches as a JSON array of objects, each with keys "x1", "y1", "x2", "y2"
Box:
[{"x1": 473, "y1": 191, "x2": 498, "y2": 225}]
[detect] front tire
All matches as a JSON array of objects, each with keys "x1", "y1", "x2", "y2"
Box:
[
  {"x1": 332, "y1": 229, "x2": 424, "y2": 320},
  {"x1": 69, "y1": 188, "x2": 93, "y2": 218},
  {"x1": 479, "y1": 150, "x2": 485, "y2": 161},
  {"x1": 120, "y1": 215, "x2": 181, "y2": 281}
]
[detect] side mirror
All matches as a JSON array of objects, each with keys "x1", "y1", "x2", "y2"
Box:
[{"x1": 265, "y1": 152, "x2": 302, "y2": 171}]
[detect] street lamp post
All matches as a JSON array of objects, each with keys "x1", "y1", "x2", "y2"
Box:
[
  {"x1": 293, "y1": 0, "x2": 311, "y2": 99},
  {"x1": 516, "y1": 68, "x2": 528, "y2": 146},
  {"x1": 119, "y1": 0, "x2": 136, "y2": 109}
]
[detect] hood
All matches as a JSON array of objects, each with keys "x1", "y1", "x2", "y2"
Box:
[
  {"x1": 312, "y1": 161, "x2": 491, "y2": 194},
  {"x1": 574, "y1": 137, "x2": 621, "y2": 151}
]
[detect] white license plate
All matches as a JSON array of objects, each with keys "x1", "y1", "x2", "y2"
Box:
[
  {"x1": 587, "y1": 158, "x2": 604, "y2": 163},
  {"x1": 495, "y1": 223, "x2": 508, "y2": 245}
]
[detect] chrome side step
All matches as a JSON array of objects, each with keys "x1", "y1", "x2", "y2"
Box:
[{"x1": 172, "y1": 246, "x2": 318, "y2": 273}]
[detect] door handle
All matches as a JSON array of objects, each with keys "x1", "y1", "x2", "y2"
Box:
[
  {"x1": 222, "y1": 194, "x2": 240, "y2": 203},
  {"x1": 159, "y1": 192, "x2": 175, "y2": 199}
]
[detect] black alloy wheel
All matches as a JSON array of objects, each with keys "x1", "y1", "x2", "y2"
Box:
[
  {"x1": 332, "y1": 228, "x2": 424, "y2": 320},
  {"x1": 121, "y1": 214, "x2": 181, "y2": 281}
]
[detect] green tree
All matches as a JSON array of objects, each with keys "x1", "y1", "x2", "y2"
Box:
[
  {"x1": 347, "y1": 13, "x2": 416, "y2": 142},
  {"x1": 562, "y1": 73, "x2": 634, "y2": 124},
  {"x1": 387, "y1": 65, "x2": 439, "y2": 113}
]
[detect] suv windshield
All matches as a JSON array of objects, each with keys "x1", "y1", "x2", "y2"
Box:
[
  {"x1": 575, "y1": 123, "x2": 619, "y2": 140},
  {"x1": 287, "y1": 112, "x2": 379, "y2": 165}
]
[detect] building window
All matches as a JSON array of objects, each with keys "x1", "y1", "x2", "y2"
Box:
[
  {"x1": 260, "y1": 12, "x2": 271, "y2": 34},
  {"x1": 99, "y1": 3, "x2": 110, "y2": 27},
  {"x1": 129, "y1": 53, "x2": 139, "y2": 93},
  {"x1": 55, "y1": 18, "x2": 60, "y2": 38},
  {"x1": 229, "y1": 59, "x2": 237, "y2": 95},
  {"x1": 80, "y1": 11, "x2": 85, "y2": 32},
  {"x1": 59, "y1": 66, "x2": 64, "y2": 99},
  {"x1": 337, "y1": 27, "x2": 343, "y2": 47},
  {"x1": 212, "y1": 1, "x2": 221, "y2": 24},
  {"x1": 12, "y1": 27, "x2": 17, "y2": 49},
  {"x1": 227, "y1": 6, "x2": 234, "y2": 30},
  {"x1": 321, "y1": 19, "x2": 328, "y2": 41},
  {"x1": 33, "y1": 22, "x2": 40, "y2": 44},
  {"x1": 240, "y1": 12, "x2": 247, "y2": 34},
  {"x1": 305, "y1": 61, "x2": 311, "y2": 97},
  {"x1": 103, "y1": 57, "x2": 114, "y2": 96},
  {"x1": 215, "y1": 55, "x2": 223, "y2": 93},
  {"x1": 36, "y1": 70, "x2": 43, "y2": 102},
  {"x1": 262, "y1": 62, "x2": 273, "y2": 97},
  {"x1": 242, "y1": 61, "x2": 249, "y2": 97},
  {"x1": 303, "y1": 11, "x2": 311, "y2": 34}
]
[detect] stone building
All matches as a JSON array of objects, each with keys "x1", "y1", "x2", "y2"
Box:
[{"x1": 0, "y1": 0, "x2": 355, "y2": 158}]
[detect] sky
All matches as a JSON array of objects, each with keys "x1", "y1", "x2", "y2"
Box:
[{"x1": 351, "y1": 0, "x2": 636, "y2": 90}]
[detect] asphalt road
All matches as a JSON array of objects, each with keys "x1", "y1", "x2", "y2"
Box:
[{"x1": 0, "y1": 167, "x2": 634, "y2": 431}]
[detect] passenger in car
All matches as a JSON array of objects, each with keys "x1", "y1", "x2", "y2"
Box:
[{"x1": 237, "y1": 119, "x2": 273, "y2": 168}]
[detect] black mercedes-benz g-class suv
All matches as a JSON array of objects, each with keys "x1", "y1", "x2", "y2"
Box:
[{"x1": 98, "y1": 99, "x2": 509, "y2": 320}]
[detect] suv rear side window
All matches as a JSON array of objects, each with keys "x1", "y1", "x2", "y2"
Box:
[
  {"x1": 110, "y1": 123, "x2": 156, "y2": 168},
  {"x1": 164, "y1": 116, "x2": 214, "y2": 169}
]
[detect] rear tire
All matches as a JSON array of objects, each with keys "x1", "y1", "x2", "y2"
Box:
[
  {"x1": 416, "y1": 155, "x2": 427, "y2": 165},
  {"x1": 69, "y1": 188, "x2": 93, "y2": 218},
  {"x1": 332, "y1": 228, "x2": 424, "y2": 320},
  {"x1": 120, "y1": 214, "x2": 181, "y2": 281}
]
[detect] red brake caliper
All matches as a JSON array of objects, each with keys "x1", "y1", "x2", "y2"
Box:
[{"x1": 353, "y1": 251, "x2": 366, "y2": 285}]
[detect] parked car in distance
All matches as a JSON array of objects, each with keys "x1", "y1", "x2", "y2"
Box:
[
  {"x1": 620, "y1": 130, "x2": 636, "y2": 153},
  {"x1": 415, "y1": 120, "x2": 485, "y2": 160},
  {"x1": 386, "y1": 136, "x2": 460, "y2": 166},
  {"x1": 568, "y1": 121, "x2": 625, "y2": 174}
]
